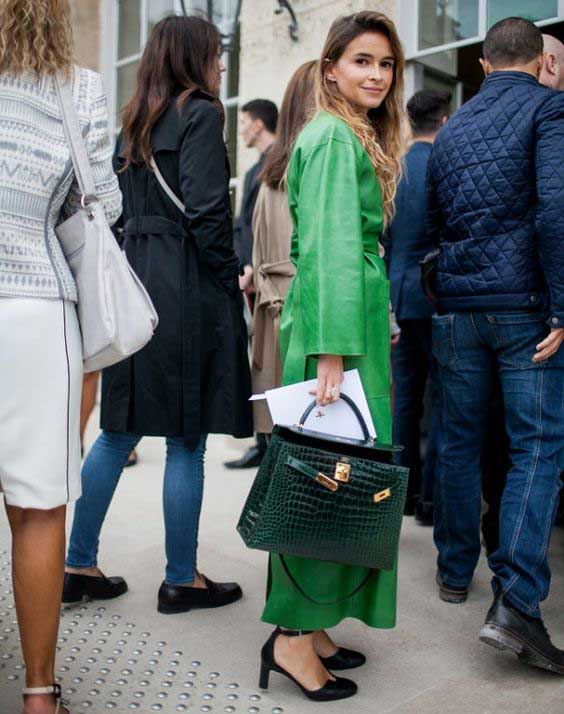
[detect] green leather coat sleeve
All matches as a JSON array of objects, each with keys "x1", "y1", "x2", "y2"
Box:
[{"x1": 292, "y1": 138, "x2": 367, "y2": 358}]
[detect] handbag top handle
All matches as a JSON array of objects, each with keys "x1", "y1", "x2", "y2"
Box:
[
  {"x1": 298, "y1": 392, "x2": 373, "y2": 443},
  {"x1": 54, "y1": 73, "x2": 98, "y2": 208}
]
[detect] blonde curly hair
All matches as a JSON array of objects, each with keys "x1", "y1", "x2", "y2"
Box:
[
  {"x1": 0, "y1": 0, "x2": 74, "y2": 76},
  {"x1": 316, "y1": 12, "x2": 407, "y2": 227}
]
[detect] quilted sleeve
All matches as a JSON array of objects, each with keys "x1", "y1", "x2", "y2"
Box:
[
  {"x1": 535, "y1": 93, "x2": 564, "y2": 327},
  {"x1": 294, "y1": 138, "x2": 367, "y2": 358},
  {"x1": 425, "y1": 151, "x2": 443, "y2": 249}
]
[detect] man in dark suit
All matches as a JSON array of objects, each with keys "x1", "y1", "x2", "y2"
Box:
[
  {"x1": 385, "y1": 90, "x2": 451, "y2": 524},
  {"x1": 226, "y1": 99, "x2": 278, "y2": 469}
]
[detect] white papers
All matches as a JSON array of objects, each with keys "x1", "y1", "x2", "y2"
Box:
[{"x1": 251, "y1": 369, "x2": 376, "y2": 440}]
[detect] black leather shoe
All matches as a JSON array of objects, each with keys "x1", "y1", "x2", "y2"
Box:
[
  {"x1": 321, "y1": 647, "x2": 366, "y2": 671},
  {"x1": 436, "y1": 573, "x2": 468, "y2": 604},
  {"x1": 260, "y1": 629, "x2": 357, "y2": 701},
  {"x1": 62, "y1": 572, "x2": 128, "y2": 603},
  {"x1": 224, "y1": 445, "x2": 265, "y2": 469},
  {"x1": 157, "y1": 576, "x2": 242, "y2": 614},
  {"x1": 415, "y1": 503, "x2": 434, "y2": 527},
  {"x1": 480, "y1": 596, "x2": 564, "y2": 674}
]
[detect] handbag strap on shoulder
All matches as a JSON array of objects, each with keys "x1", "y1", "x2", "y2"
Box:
[
  {"x1": 54, "y1": 73, "x2": 97, "y2": 203},
  {"x1": 299, "y1": 392, "x2": 372, "y2": 442},
  {"x1": 149, "y1": 156, "x2": 186, "y2": 214}
]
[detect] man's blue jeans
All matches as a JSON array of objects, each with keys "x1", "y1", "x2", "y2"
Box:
[
  {"x1": 432, "y1": 312, "x2": 564, "y2": 617},
  {"x1": 392, "y1": 317, "x2": 440, "y2": 512},
  {"x1": 67, "y1": 431, "x2": 207, "y2": 585}
]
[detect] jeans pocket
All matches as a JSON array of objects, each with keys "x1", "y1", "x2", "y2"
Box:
[
  {"x1": 432, "y1": 314, "x2": 457, "y2": 368},
  {"x1": 487, "y1": 313, "x2": 548, "y2": 370}
]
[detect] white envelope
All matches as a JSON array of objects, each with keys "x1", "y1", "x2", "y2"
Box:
[{"x1": 250, "y1": 369, "x2": 376, "y2": 440}]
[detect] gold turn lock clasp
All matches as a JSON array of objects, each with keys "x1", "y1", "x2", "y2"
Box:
[
  {"x1": 373, "y1": 488, "x2": 391, "y2": 503},
  {"x1": 315, "y1": 472, "x2": 339, "y2": 492},
  {"x1": 334, "y1": 461, "x2": 351, "y2": 483}
]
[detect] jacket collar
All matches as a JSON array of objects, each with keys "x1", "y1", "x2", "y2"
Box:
[{"x1": 482, "y1": 70, "x2": 540, "y2": 90}]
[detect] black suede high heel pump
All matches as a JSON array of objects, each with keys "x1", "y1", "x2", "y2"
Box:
[{"x1": 259, "y1": 629, "x2": 358, "y2": 702}]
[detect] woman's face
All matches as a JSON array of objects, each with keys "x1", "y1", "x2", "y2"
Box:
[
  {"x1": 207, "y1": 46, "x2": 226, "y2": 95},
  {"x1": 326, "y1": 32, "x2": 395, "y2": 116}
]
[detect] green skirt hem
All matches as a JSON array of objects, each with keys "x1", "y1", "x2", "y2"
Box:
[{"x1": 260, "y1": 613, "x2": 397, "y2": 631}]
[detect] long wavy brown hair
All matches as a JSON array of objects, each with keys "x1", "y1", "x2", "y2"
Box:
[
  {"x1": 121, "y1": 15, "x2": 223, "y2": 170},
  {"x1": 316, "y1": 12, "x2": 407, "y2": 226},
  {"x1": 0, "y1": 0, "x2": 74, "y2": 76},
  {"x1": 261, "y1": 61, "x2": 318, "y2": 191}
]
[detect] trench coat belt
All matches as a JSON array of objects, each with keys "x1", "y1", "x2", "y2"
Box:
[
  {"x1": 123, "y1": 216, "x2": 186, "y2": 237},
  {"x1": 253, "y1": 259, "x2": 295, "y2": 372}
]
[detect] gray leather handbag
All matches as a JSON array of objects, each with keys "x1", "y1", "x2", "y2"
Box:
[{"x1": 54, "y1": 75, "x2": 158, "y2": 373}]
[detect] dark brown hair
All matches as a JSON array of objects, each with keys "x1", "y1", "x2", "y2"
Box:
[
  {"x1": 483, "y1": 17, "x2": 543, "y2": 68},
  {"x1": 316, "y1": 12, "x2": 407, "y2": 226},
  {"x1": 121, "y1": 14, "x2": 222, "y2": 170},
  {"x1": 260, "y1": 61, "x2": 317, "y2": 190}
]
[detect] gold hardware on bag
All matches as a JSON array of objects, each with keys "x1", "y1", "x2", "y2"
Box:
[
  {"x1": 373, "y1": 488, "x2": 391, "y2": 503},
  {"x1": 334, "y1": 461, "x2": 351, "y2": 483},
  {"x1": 316, "y1": 472, "x2": 339, "y2": 492}
]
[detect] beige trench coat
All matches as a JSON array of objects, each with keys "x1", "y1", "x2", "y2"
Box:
[{"x1": 251, "y1": 184, "x2": 295, "y2": 433}]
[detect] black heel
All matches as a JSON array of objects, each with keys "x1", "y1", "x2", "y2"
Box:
[
  {"x1": 259, "y1": 628, "x2": 357, "y2": 702},
  {"x1": 259, "y1": 662, "x2": 270, "y2": 690}
]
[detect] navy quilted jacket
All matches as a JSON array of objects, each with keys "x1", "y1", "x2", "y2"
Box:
[{"x1": 426, "y1": 71, "x2": 564, "y2": 327}]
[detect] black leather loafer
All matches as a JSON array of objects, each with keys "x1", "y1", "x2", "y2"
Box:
[
  {"x1": 157, "y1": 576, "x2": 242, "y2": 614},
  {"x1": 480, "y1": 596, "x2": 564, "y2": 674},
  {"x1": 62, "y1": 572, "x2": 128, "y2": 603},
  {"x1": 436, "y1": 573, "x2": 468, "y2": 604},
  {"x1": 321, "y1": 647, "x2": 367, "y2": 671}
]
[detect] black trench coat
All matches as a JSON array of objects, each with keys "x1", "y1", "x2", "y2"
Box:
[{"x1": 101, "y1": 91, "x2": 253, "y2": 448}]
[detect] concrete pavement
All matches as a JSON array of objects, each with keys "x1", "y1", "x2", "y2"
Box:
[{"x1": 1, "y1": 415, "x2": 563, "y2": 714}]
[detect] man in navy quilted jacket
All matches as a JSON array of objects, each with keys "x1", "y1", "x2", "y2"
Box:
[{"x1": 427, "y1": 17, "x2": 564, "y2": 673}]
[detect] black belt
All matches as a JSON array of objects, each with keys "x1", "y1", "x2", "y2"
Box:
[{"x1": 123, "y1": 216, "x2": 186, "y2": 237}]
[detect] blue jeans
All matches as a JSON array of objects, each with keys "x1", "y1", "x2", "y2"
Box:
[
  {"x1": 432, "y1": 312, "x2": 564, "y2": 617},
  {"x1": 392, "y1": 318, "x2": 440, "y2": 511},
  {"x1": 67, "y1": 431, "x2": 207, "y2": 585}
]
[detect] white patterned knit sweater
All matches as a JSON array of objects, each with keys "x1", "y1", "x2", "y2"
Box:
[{"x1": 0, "y1": 67, "x2": 122, "y2": 301}]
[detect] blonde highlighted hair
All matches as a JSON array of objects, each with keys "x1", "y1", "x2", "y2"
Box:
[
  {"x1": 316, "y1": 11, "x2": 407, "y2": 226},
  {"x1": 0, "y1": 0, "x2": 74, "y2": 77}
]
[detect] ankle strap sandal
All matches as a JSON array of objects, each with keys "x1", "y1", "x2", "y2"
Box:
[{"x1": 23, "y1": 684, "x2": 70, "y2": 713}]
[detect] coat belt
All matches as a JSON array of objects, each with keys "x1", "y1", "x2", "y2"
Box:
[{"x1": 123, "y1": 216, "x2": 186, "y2": 237}]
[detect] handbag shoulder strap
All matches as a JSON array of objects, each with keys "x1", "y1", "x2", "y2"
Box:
[
  {"x1": 54, "y1": 72, "x2": 97, "y2": 201},
  {"x1": 149, "y1": 156, "x2": 185, "y2": 214}
]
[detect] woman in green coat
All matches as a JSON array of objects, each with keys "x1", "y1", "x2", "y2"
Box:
[{"x1": 259, "y1": 11, "x2": 407, "y2": 702}]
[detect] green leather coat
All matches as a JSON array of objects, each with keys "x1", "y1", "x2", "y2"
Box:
[{"x1": 262, "y1": 112, "x2": 397, "y2": 630}]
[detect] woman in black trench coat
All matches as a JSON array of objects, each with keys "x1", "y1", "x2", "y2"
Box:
[{"x1": 64, "y1": 15, "x2": 253, "y2": 614}]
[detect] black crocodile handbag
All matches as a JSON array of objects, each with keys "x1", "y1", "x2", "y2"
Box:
[{"x1": 237, "y1": 394, "x2": 409, "y2": 572}]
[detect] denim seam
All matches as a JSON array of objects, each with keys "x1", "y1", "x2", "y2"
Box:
[
  {"x1": 503, "y1": 586, "x2": 536, "y2": 614},
  {"x1": 525, "y1": 469, "x2": 560, "y2": 615},
  {"x1": 505, "y1": 367, "x2": 543, "y2": 612}
]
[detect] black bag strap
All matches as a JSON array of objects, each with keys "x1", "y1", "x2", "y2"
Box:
[
  {"x1": 278, "y1": 555, "x2": 373, "y2": 606},
  {"x1": 299, "y1": 392, "x2": 372, "y2": 442}
]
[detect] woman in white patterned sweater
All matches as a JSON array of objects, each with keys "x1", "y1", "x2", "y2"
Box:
[{"x1": 0, "y1": 2, "x2": 121, "y2": 713}]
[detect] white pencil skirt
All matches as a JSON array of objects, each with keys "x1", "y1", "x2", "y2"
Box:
[{"x1": 0, "y1": 298, "x2": 83, "y2": 509}]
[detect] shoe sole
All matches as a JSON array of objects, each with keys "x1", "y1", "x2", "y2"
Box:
[
  {"x1": 157, "y1": 591, "x2": 243, "y2": 615},
  {"x1": 438, "y1": 589, "x2": 468, "y2": 604},
  {"x1": 480, "y1": 623, "x2": 564, "y2": 675},
  {"x1": 62, "y1": 584, "x2": 128, "y2": 605}
]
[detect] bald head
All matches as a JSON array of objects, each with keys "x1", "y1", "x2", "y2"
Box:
[{"x1": 541, "y1": 34, "x2": 564, "y2": 90}]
